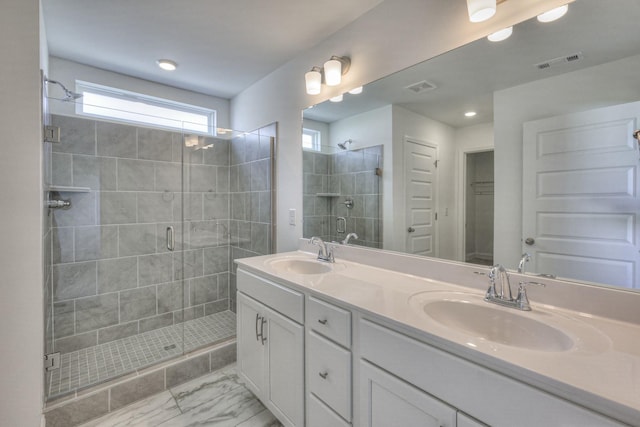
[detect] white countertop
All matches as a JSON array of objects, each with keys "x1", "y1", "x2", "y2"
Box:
[{"x1": 236, "y1": 250, "x2": 640, "y2": 426}]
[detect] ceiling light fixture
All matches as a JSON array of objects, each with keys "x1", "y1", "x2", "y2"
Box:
[
  {"x1": 465, "y1": 111, "x2": 477, "y2": 117},
  {"x1": 157, "y1": 59, "x2": 178, "y2": 71},
  {"x1": 537, "y1": 4, "x2": 569, "y2": 23},
  {"x1": 487, "y1": 26, "x2": 513, "y2": 42},
  {"x1": 348, "y1": 86, "x2": 363, "y2": 95},
  {"x1": 466, "y1": 0, "x2": 496, "y2": 23},
  {"x1": 329, "y1": 94, "x2": 344, "y2": 103}
]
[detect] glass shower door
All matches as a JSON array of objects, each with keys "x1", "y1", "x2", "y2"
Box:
[{"x1": 45, "y1": 98, "x2": 187, "y2": 400}]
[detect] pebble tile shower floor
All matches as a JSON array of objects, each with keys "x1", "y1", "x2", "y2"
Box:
[{"x1": 48, "y1": 310, "x2": 236, "y2": 398}]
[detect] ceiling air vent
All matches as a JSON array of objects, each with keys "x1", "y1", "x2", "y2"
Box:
[
  {"x1": 405, "y1": 80, "x2": 437, "y2": 94},
  {"x1": 535, "y1": 52, "x2": 584, "y2": 70}
]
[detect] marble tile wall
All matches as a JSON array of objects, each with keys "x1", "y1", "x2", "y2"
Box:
[
  {"x1": 49, "y1": 115, "x2": 232, "y2": 354},
  {"x1": 303, "y1": 146, "x2": 383, "y2": 248},
  {"x1": 228, "y1": 124, "x2": 276, "y2": 312}
]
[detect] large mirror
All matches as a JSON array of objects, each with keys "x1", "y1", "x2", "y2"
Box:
[{"x1": 303, "y1": 0, "x2": 640, "y2": 289}]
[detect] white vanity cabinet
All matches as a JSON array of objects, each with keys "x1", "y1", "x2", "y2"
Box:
[
  {"x1": 306, "y1": 295, "x2": 353, "y2": 426},
  {"x1": 236, "y1": 270, "x2": 304, "y2": 427},
  {"x1": 358, "y1": 318, "x2": 625, "y2": 427}
]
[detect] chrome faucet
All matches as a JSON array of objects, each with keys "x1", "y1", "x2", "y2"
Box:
[
  {"x1": 310, "y1": 236, "x2": 334, "y2": 263},
  {"x1": 342, "y1": 232, "x2": 358, "y2": 245},
  {"x1": 485, "y1": 264, "x2": 544, "y2": 311},
  {"x1": 518, "y1": 253, "x2": 531, "y2": 274}
]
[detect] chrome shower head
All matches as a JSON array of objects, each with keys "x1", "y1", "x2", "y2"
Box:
[
  {"x1": 337, "y1": 139, "x2": 352, "y2": 150},
  {"x1": 45, "y1": 78, "x2": 83, "y2": 101}
]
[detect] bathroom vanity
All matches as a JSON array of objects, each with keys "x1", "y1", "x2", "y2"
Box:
[{"x1": 236, "y1": 241, "x2": 640, "y2": 427}]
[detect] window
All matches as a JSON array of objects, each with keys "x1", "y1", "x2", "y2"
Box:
[
  {"x1": 302, "y1": 128, "x2": 321, "y2": 151},
  {"x1": 75, "y1": 81, "x2": 216, "y2": 135}
]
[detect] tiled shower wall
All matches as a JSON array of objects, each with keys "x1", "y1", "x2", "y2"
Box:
[
  {"x1": 49, "y1": 115, "x2": 233, "y2": 354},
  {"x1": 228, "y1": 124, "x2": 275, "y2": 312},
  {"x1": 303, "y1": 146, "x2": 382, "y2": 248}
]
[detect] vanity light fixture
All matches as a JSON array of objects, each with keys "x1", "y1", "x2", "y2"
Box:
[
  {"x1": 305, "y1": 56, "x2": 351, "y2": 95},
  {"x1": 348, "y1": 86, "x2": 363, "y2": 95},
  {"x1": 487, "y1": 26, "x2": 513, "y2": 42},
  {"x1": 305, "y1": 67, "x2": 322, "y2": 95},
  {"x1": 156, "y1": 59, "x2": 178, "y2": 71},
  {"x1": 465, "y1": 111, "x2": 477, "y2": 117},
  {"x1": 329, "y1": 94, "x2": 344, "y2": 103},
  {"x1": 324, "y1": 56, "x2": 351, "y2": 86},
  {"x1": 537, "y1": 4, "x2": 569, "y2": 23},
  {"x1": 466, "y1": 0, "x2": 496, "y2": 23}
]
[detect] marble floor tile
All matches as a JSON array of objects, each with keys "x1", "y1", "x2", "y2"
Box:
[
  {"x1": 80, "y1": 391, "x2": 181, "y2": 427},
  {"x1": 159, "y1": 385, "x2": 266, "y2": 427},
  {"x1": 172, "y1": 365, "x2": 243, "y2": 413},
  {"x1": 79, "y1": 364, "x2": 282, "y2": 427},
  {"x1": 236, "y1": 409, "x2": 282, "y2": 427}
]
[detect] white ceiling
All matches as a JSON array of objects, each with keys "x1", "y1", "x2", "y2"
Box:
[{"x1": 42, "y1": 0, "x2": 384, "y2": 98}]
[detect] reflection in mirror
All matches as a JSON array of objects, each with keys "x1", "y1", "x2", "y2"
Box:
[
  {"x1": 303, "y1": 141, "x2": 383, "y2": 248},
  {"x1": 302, "y1": 0, "x2": 640, "y2": 289}
]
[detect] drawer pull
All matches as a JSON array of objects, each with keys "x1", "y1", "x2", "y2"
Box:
[
  {"x1": 318, "y1": 318, "x2": 328, "y2": 325},
  {"x1": 318, "y1": 371, "x2": 328, "y2": 380}
]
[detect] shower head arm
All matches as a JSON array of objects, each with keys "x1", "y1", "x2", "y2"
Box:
[{"x1": 45, "y1": 78, "x2": 82, "y2": 101}]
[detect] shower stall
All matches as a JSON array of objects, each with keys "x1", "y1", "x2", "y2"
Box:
[{"x1": 42, "y1": 94, "x2": 275, "y2": 402}]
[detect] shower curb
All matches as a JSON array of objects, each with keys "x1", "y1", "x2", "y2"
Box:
[{"x1": 43, "y1": 338, "x2": 236, "y2": 427}]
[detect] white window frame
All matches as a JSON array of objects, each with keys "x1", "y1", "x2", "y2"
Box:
[
  {"x1": 75, "y1": 81, "x2": 216, "y2": 135},
  {"x1": 302, "y1": 128, "x2": 321, "y2": 151}
]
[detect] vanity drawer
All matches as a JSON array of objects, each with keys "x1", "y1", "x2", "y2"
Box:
[
  {"x1": 307, "y1": 296, "x2": 351, "y2": 348},
  {"x1": 307, "y1": 393, "x2": 350, "y2": 427},
  {"x1": 237, "y1": 268, "x2": 303, "y2": 323},
  {"x1": 308, "y1": 331, "x2": 352, "y2": 421}
]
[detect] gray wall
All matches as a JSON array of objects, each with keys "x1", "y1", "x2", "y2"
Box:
[
  {"x1": 0, "y1": 1, "x2": 44, "y2": 425},
  {"x1": 49, "y1": 115, "x2": 232, "y2": 354}
]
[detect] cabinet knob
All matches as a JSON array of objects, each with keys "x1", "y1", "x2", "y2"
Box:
[
  {"x1": 318, "y1": 371, "x2": 328, "y2": 380},
  {"x1": 318, "y1": 319, "x2": 328, "y2": 325}
]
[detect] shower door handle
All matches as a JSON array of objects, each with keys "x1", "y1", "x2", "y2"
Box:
[{"x1": 166, "y1": 226, "x2": 175, "y2": 251}]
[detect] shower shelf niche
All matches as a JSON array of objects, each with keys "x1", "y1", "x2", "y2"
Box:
[
  {"x1": 315, "y1": 192, "x2": 340, "y2": 197},
  {"x1": 48, "y1": 185, "x2": 91, "y2": 193}
]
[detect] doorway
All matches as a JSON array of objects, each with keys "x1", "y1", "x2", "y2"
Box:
[{"x1": 464, "y1": 150, "x2": 494, "y2": 265}]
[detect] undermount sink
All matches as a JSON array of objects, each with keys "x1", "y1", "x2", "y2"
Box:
[
  {"x1": 409, "y1": 292, "x2": 580, "y2": 352},
  {"x1": 423, "y1": 299, "x2": 574, "y2": 352},
  {"x1": 268, "y1": 258, "x2": 332, "y2": 275}
]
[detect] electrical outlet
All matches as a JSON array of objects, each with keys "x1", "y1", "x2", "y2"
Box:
[{"x1": 289, "y1": 209, "x2": 296, "y2": 226}]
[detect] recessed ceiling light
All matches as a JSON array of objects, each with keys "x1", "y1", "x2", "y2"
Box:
[
  {"x1": 537, "y1": 4, "x2": 568, "y2": 23},
  {"x1": 465, "y1": 111, "x2": 477, "y2": 117},
  {"x1": 157, "y1": 59, "x2": 178, "y2": 71},
  {"x1": 487, "y1": 26, "x2": 513, "y2": 42},
  {"x1": 330, "y1": 94, "x2": 344, "y2": 103},
  {"x1": 348, "y1": 86, "x2": 363, "y2": 95}
]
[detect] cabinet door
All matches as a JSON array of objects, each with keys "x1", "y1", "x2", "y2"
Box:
[
  {"x1": 265, "y1": 306, "x2": 304, "y2": 427},
  {"x1": 359, "y1": 360, "x2": 456, "y2": 427},
  {"x1": 237, "y1": 292, "x2": 267, "y2": 397},
  {"x1": 457, "y1": 412, "x2": 488, "y2": 427}
]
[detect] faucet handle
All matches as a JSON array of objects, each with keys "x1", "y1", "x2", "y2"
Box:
[{"x1": 516, "y1": 281, "x2": 545, "y2": 311}]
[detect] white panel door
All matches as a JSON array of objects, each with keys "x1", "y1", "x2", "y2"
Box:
[
  {"x1": 404, "y1": 139, "x2": 437, "y2": 256},
  {"x1": 523, "y1": 101, "x2": 640, "y2": 288}
]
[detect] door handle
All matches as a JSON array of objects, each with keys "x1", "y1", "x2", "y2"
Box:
[
  {"x1": 255, "y1": 313, "x2": 261, "y2": 342},
  {"x1": 166, "y1": 226, "x2": 175, "y2": 251},
  {"x1": 260, "y1": 318, "x2": 267, "y2": 345},
  {"x1": 407, "y1": 227, "x2": 416, "y2": 233}
]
